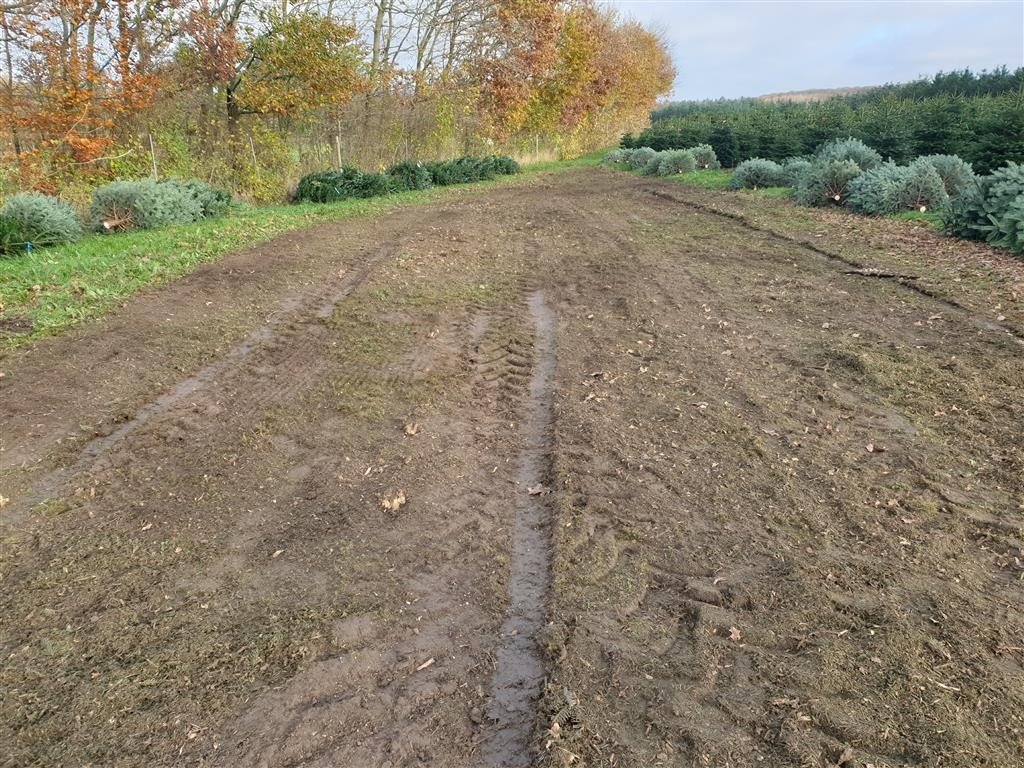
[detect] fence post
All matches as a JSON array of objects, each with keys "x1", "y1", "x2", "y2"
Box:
[{"x1": 148, "y1": 134, "x2": 158, "y2": 179}]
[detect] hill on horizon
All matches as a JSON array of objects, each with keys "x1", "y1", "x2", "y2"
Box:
[{"x1": 757, "y1": 85, "x2": 876, "y2": 103}]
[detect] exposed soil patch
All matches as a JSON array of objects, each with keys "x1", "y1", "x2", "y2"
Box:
[
  {"x1": 2, "y1": 168, "x2": 1022, "y2": 768},
  {"x1": 0, "y1": 315, "x2": 33, "y2": 337}
]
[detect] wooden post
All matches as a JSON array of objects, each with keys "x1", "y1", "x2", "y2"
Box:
[{"x1": 148, "y1": 134, "x2": 158, "y2": 179}]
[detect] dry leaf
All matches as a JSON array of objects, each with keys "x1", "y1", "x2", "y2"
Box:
[
  {"x1": 0, "y1": 495, "x2": 9, "y2": 509},
  {"x1": 381, "y1": 491, "x2": 407, "y2": 511},
  {"x1": 728, "y1": 626, "x2": 742, "y2": 642},
  {"x1": 527, "y1": 484, "x2": 549, "y2": 496},
  {"x1": 404, "y1": 423, "x2": 420, "y2": 436},
  {"x1": 272, "y1": 549, "x2": 285, "y2": 559}
]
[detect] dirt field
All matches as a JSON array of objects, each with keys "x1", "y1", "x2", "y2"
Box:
[{"x1": 2, "y1": 168, "x2": 1022, "y2": 768}]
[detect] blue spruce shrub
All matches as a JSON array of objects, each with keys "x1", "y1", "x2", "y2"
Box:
[
  {"x1": 641, "y1": 152, "x2": 666, "y2": 176},
  {"x1": 920, "y1": 154, "x2": 975, "y2": 198},
  {"x1": 729, "y1": 158, "x2": 786, "y2": 189},
  {"x1": 846, "y1": 162, "x2": 907, "y2": 215},
  {"x1": 90, "y1": 180, "x2": 203, "y2": 232},
  {"x1": 0, "y1": 215, "x2": 30, "y2": 256},
  {"x1": 894, "y1": 158, "x2": 949, "y2": 212},
  {"x1": 657, "y1": 149, "x2": 697, "y2": 176},
  {"x1": 0, "y1": 192, "x2": 82, "y2": 247},
  {"x1": 814, "y1": 137, "x2": 883, "y2": 171},
  {"x1": 794, "y1": 159, "x2": 863, "y2": 206},
  {"x1": 689, "y1": 144, "x2": 720, "y2": 170},
  {"x1": 626, "y1": 147, "x2": 657, "y2": 171},
  {"x1": 945, "y1": 162, "x2": 1024, "y2": 254},
  {"x1": 780, "y1": 157, "x2": 813, "y2": 186},
  {"x1": 603, "y1": 148, "x2": 631, "y2": 164},
  {"x1": 177, "y1": 180, "x2": 231, "y2": 218}
]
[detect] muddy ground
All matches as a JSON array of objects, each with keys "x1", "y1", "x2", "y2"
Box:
[{"x1": 1, "y1": 168, "x2": 1022, "y2": 768}]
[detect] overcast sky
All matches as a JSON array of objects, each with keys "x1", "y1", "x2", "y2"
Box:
[{"x1": 610, "y1": 0, "x2": 1024, "y2": 101}]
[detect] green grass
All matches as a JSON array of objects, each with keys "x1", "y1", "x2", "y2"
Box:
[
  {"x1": 889, "y1": 209, "x2": 944, "y2": 230},
  {"x1": 1, "y1": 159, "x2": 596, "y2": 351},
  {"x1": 0, "y1": 192, "x2": 433, "y2": 350},
  {"x1": 524, "y1": 148, "x2": 607, "y2": 173},
  {"x1": 669, "y1": 168, "x2": 733, "y2": 190},
  {"x1": 749, "y1": 186, "x2": 794, "y2": 199}
]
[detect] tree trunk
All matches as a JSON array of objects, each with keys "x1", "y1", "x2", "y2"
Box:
[{"x1": 226, "y1": 85, "x2": 242, "y2": 169}]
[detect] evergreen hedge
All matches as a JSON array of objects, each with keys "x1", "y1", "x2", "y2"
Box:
[{"x1": 296, "y1": 155, "x2": 518, "y2": 202}]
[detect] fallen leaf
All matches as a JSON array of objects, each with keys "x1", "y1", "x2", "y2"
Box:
[
  {"x1": 728, "y1": 626, "x2": 742, "y2": 642},
  {"x1": 381, "y1": 491, "x2": 407, "y2": 512},
  {"x1": 527, "y1": 484, "x2": 549, "y2": 496},
  {"x1": 404, "y1": 423, "x2": 420, "y2": 436},
  {"x1": 272, "y1": 549, "x2": 285, "y2": 559},
  {"x1": 0, "y1": 495, "x2": 9, "y2": 508}
]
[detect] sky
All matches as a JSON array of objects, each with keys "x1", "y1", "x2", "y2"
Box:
[{"x1": 610, "y1": 0, "x2": 1024, "y2": 101}]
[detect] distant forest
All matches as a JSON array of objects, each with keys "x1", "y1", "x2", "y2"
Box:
[{"x1": 625, "y1": 68, "x2": 1024, "y2": 173}]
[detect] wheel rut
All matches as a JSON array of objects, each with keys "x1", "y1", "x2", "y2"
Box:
[
  {"x1": 483, "y1": 290, "x2": 557, "y2": 767},
  {"x1": 4, "y1": 242, "x2": 400, "y2": 523}
]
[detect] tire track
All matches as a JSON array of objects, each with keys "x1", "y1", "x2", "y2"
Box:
[
  {"x1": 483, "y1": 289, "x2": 557, "y2": 768},
  {"x1": 5, "y1": 242, "x2": 401, "y2": 522}
]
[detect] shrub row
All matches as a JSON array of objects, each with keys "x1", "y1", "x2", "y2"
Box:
[
  {"x1": 726, "y1": 138, "x2": 963, "y2": 212},
  {"x1": 294, "y1": 155, "x2": 519, "y2": 204},
  {"x1": 720, "y1": 137, "x2": 1021, "y2": 255},
  {"x1": 603, "y1": 144, "x2": 719, "y2": 178},
  {"x1": 606, "y1": 140, "x2": 1017, "y2": 254},
  {"x1": 0, "y1": 179, "x2": 231, "y2": 258}
]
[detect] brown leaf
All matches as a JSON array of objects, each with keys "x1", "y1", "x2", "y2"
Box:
[{"x1": 381, "y1": 491, "x2": 407, "y2": 511}]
